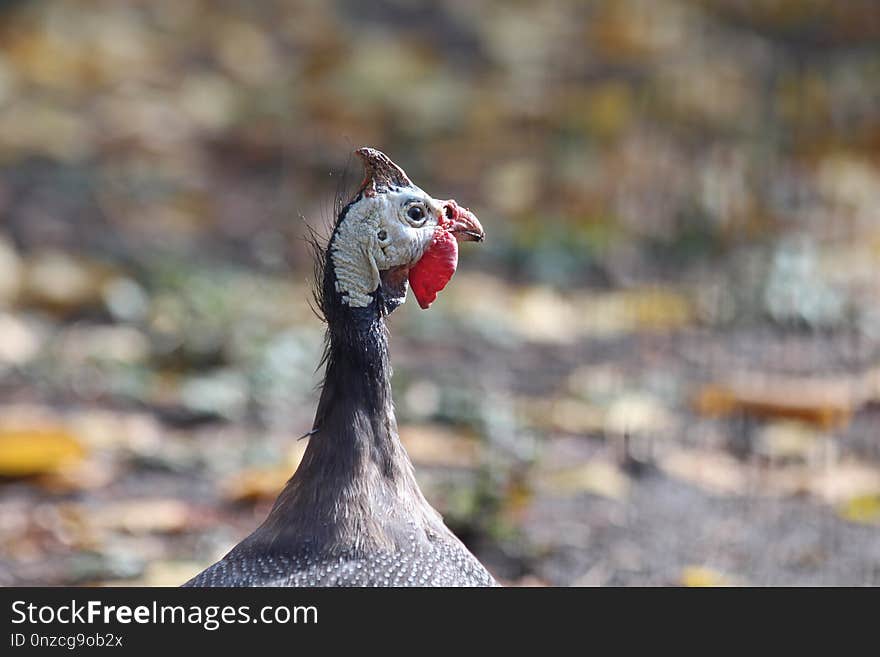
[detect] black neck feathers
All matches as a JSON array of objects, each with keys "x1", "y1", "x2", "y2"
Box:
[{"x1": 247, "y1": 211, "x2": 436, "y2": 557}]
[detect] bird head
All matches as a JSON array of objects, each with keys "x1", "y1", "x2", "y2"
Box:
[{"x1": 328, "y1": 147, "x2": 484, "y2": 312}]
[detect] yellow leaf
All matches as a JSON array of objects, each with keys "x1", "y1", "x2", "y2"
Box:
[
  {"x1": 223, "y1": 466, "x2": 291, "y2": 503},
  {"x1": 628, "y1": 289, "x2": 693, "y2": 329},
  {"x1": 400, "y1": 424, "x2": 481, "y2": 469},
  {"x1": 518, "y1": 397, "x2": 605, "y2": 435},
  {"x1": 0, "y1": 427, "x2": 85, "y2": 476},
  {"x1": 540, "y1": 461, "x2": 629, "y2": 500},
  {"x1": 839, "y1": 495, "x2": 880, "y2": 525},
  {"x1": 223, "y1": 443, "x2": 306, "y2": 503},
  {"x1": 681, "y1": 566, "x2": 733, "y2": 587}
]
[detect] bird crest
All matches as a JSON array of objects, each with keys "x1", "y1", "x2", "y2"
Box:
[{"x1": 356, "y1": 147, "x2": 414, "y2": 197}]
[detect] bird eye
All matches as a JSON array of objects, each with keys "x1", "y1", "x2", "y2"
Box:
[
  {"x1": 377, "y1": 229, "x2": 388, "y2": 241},
  {"x1": 406, "y1": 205, "x2": 426, "y2": 225}
]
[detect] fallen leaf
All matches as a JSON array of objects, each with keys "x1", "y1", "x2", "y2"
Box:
[
  {"x1": 223, "y1": 465, "x2": 292, "y2": 503},
  {"x1": 839, "y1": 495, "x2": 880, "y2": 526},
  {"x1": 754, "y1": 421, "x2": 822, "y2": 462},
  {"x1": 0, "y1": 427, "x2": 85, "y2": 477},
  {"x1": 661, "y1": 447, "x2": 880, "y2": 505},
  {"x1": 605, "y1": 392, "x2": 675, "y2": 436},
  {"x1": 538, "y1": 460, "x2": 630, "y2": 500},
  {"x1": 400, "y1": 424, "x2": 481, "y2": 469},
  {"x1": 520, "y1": 397, "x2": 604, "y2": 435},
  {"x1": 660, "y1": 449, "x2": 748, "y2": 496},
  {"x1": 223, "y1": 443, "x2": 306, "y2": 503},
  {"x1": 88, "y1": 499, "x2": 193, "y2": 534},
  {"x1": 694, "y1": 374, "x2": 857, "y2": 429},
  {"x1": 680, "y1": 566, "x2": 734, "y2": 587},
  {"x1": 22, "y1": 251, "x2": 114, "y2": 314}
]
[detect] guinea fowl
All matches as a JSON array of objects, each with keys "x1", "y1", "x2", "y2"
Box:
[{"x1": 184, "y1": 147, "x2": 496, "y2": 587}]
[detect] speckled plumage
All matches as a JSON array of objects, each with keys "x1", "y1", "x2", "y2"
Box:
[
  {"x1": 184, "y1": 148, "x2": 495, "y2": 588},
  {"x1": 184, "y1": 537, "x2": 496, "y2": 587}
]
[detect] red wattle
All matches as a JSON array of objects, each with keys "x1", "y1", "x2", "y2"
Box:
[{"x1": 408, "y1": 230, "x2": 458, "y2": 309}]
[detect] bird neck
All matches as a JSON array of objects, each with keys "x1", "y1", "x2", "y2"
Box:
[
  {"x1": 314, "y1": 303, "x2": 402, "y2": 475},
  {"x1": 305, "y1": 240, "x2": 410, "y2": 473},
  {"x1": 253, "y1": 295, "x2": 438, "y2": 556}
]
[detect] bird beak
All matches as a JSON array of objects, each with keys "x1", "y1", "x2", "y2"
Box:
[{"x1": 441, "y1": 200, "x2": 485, "y2": 243}]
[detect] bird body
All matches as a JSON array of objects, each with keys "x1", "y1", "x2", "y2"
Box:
[{"x1": 185, "y1": 148, "x2": 495, "y2": 587}]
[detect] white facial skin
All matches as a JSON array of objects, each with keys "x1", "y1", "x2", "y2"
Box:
[{"x1": 331, "y1": 187, "x2": 444, "y2": 308}]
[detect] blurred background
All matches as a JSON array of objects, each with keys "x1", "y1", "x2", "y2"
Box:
[{"x1": 1, "y1": 0, "x2": 879, "y2": 586}]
